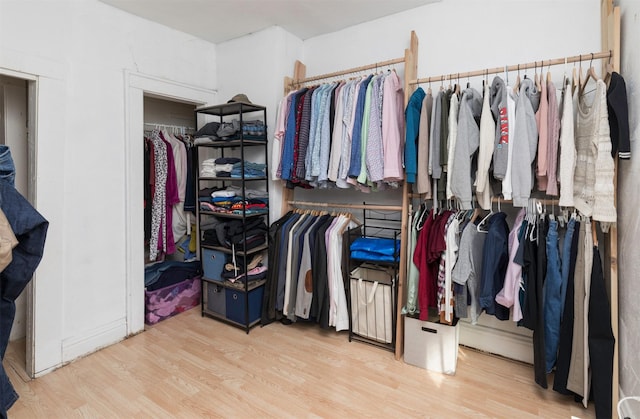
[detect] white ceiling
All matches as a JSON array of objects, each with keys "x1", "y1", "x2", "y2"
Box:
[{"x1": 99, "y1": 0, "x2": 439, "y2": 44}]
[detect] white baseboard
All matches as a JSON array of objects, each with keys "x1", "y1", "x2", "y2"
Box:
[
  {"x1": 459, "y1": 320, "x2": 533, "y2": 364},
  {"x1": 61, "y1": 317, "x2": 127, "y2": 364}
]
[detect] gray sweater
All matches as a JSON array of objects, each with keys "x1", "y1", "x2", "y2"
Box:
[
  {"x1": 512, "y1": 78, "x2": 540, "y2": 207},
  {"x1": 451, "y1": 88, "x2": 483, "y2": 209},
  {"x1": 490, "y1": 77, "x2": 509, "y2": 180}
]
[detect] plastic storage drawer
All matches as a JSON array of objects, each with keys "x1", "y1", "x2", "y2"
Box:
[{"x1": 225, "y1": 286, "x2": 264, "y2": 324}]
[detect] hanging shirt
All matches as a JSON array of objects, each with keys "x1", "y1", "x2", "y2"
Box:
[
  {"x1": 366, "y1": 74, "x2": 386, "y2": 183},
  {"x1": 348, "y1": 75, "x2": 373, "y2": 179},
  {"x1": 451, "y1": 88, "x2": 482, "y2": 209},
  {"x1": 476, "y1": 83, "x2": 495, "y2": 210},
  {"x1": 382, "y1": 71, "x2": 405, "y2": 182},
  {"x1": 404, "y1": 87, "x2": 426, "y2": 184},
  {"x1": 478, "y1": 212, "x2": 510, "y2": 320},
  {"x1": 535, "y1": 78, "x2": 549, "y2": 191},
  {"x1": 511, "y1": 78, "x2": 540, "y2": 207},
  {"x1": 452, "y1": 220, "x2": 486, "y2": 324},
  {"x1": 495, "y1": 208, "x2": 526, "y2": 322},
  {"x1": 445, "y1": 92, "x2": 459, "y2": 200},
  {"x1": 327, "y1": 83, "x2": 346, "y2": 182},
  {"x1": 558, "y1": 80, "x2": 576, "y2": 207},
  {"x1": 607, "y1": 72, "x2": 631, "y2": 159},
  {"x1": 415, "y1": 91, "x2": 433, "y2": 196}
]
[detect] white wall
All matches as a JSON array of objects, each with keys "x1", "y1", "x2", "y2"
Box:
[
  {"x1": 1, "y1": 0, "x2": 217, "y2": 374},
  {"x1": 216, "y1": 26, "x2": 304, "y2": 221},
  {"x1": 617, "y1": 0, "x2": 640, "y2": 409}
]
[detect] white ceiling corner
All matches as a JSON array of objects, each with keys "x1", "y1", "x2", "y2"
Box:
[{"x1": 98, "y1": 0, "x2": 439, "y2": 44}]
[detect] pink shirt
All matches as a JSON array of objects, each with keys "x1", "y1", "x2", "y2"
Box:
[
  {"x1": 382, "y1": 71, "x2": 405, "y2": 181},
  {"x1": 495, "y1": 208, "x2": 526, "y2": 322}
]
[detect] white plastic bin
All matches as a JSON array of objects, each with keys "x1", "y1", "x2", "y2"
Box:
[{"x1": 404, "y1": 315, "x2": 459, "y2": 375}]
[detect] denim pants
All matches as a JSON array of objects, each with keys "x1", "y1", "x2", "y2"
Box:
[
  {"x1": 543, "y1": 219, "x2": 562, "y2": 373},
  {"x1": 0, "y1": 179, "x2": 49, "y2": 416},
  {"x1": 0, "y1": 146, "x2": 15, "y2": 188}
]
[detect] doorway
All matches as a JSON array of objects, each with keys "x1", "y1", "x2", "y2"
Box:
[
  {"x1": 124, "y1": 72, "x2": 215, "y2": 336},
  {"x1": 1, "y1": 72, "x2": 37, "y2": 378}
]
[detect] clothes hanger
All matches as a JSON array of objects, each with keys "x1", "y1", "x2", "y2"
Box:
[
  {"x1": 534, "y1": 61, "x2": 541, "y2": 91},
  {"x1": 580, "y1": 53, "x2": 599, "y2": 95},
  {"x1": 546, "y1": 61, "x2": 552, "y2": 85},
  {"x1": 477, "y1": 198, "x2": 496, "y2": 233},
  {"x1": 513, "y1": 64, "x2": 521, "y2": 93},
  {"x1": 572, "y1": 58, "x2": 580, "y2": 95},
  {"x1": 603, "y1": 50, "x2": 614, "y2": 86}
]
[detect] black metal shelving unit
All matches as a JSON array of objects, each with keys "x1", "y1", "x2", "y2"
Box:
[{"x1": 194, "y1": 101, "x2": 268, "y2": 333}]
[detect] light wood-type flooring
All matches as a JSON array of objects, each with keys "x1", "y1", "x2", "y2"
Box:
[{"x1": 4, "y1": 309, "x2": 596, "y2": 418}]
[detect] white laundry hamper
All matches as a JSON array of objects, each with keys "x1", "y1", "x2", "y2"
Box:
[{"x1": 618, "y1": 396, "x2": 640, "y2": 419}]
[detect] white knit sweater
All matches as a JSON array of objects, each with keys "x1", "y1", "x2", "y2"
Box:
[
  {"x1": 574, "y1": 79, "x2": 617, "y2": 222},
  {"x1": 558, "y1": 81, "x2": 576, "y2": 207}
]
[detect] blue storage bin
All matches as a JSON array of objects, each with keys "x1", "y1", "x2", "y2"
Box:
[
  {"x1": 202, "y1": 248, "x2": 226, "y2": 281},
  {"x1": 225, "y1": 285, "x2": 264, "y2": 324}
]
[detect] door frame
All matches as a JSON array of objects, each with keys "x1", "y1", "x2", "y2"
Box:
[
  {"x1": 123, "y1": 71, "x2": 215, "y2": 335},
  {"x1": 0, "y1": 67, "x2": 38, "y2": 376}
]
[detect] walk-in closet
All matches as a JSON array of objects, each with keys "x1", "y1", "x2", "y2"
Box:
[{"x1": 3, "y1": 0, "x2": 640, "y2": 418}]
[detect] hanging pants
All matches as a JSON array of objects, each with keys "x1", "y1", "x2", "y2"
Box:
[{"x1": 588, "y1": 246, "x2": 615, "y2": 419}]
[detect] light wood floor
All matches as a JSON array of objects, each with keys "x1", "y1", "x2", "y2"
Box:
[{"x1": 4, "y1": 309, "x2": 595, "y2": 418}]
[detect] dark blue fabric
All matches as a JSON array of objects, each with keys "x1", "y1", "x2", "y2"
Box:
[
  {"x1": 347, "y1": 75, "x2": 373, "y2": 178},
  {"x1": 543, "y1": 219, "x2": 562, "y2": 372},
  {"x1": 281, "y1": 90, "x2": 307, "y2": 181},
  {"x1": 478, "y1": 212, "x2": 510, "y2": 320},
  {"x1": 0, "y1": 180, "x2": 49, "y2": 416},
  {"x1": 144, "y1": 260, "x2": 201, "y2": 288},
  {"x1": 560, "y1": 218, "x2": 576, "y2": 315},
  {"x1": 404, "y1": 88, "x2": 426, "y2": 184},
  {"x1": 0, "y1": 146, "x2": 15, "y2": 188}
]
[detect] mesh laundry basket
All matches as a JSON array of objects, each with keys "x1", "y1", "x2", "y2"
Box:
[{"x1": 618, "y1": 396, "x2": 640, "y2": 419}]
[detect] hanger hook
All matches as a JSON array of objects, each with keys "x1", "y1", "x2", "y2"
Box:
[{"x1": 590, "y1": 52, "x2": 594, "y2": 68}]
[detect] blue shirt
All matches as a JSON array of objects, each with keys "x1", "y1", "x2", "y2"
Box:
[
  {"x1": 405, "y1": 87, "x2": 426, "y2": 183},
  {"x1": 348, "y1": 75, "x2": 373, "y2": 178}
]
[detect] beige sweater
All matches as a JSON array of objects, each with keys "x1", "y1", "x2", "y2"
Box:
[{"x1": 574, "y1": 79, "x2": 616, "y2": 222}]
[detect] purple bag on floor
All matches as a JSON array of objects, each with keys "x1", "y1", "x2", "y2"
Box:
[{"x1": 145, "y1": 276, "x2": 201, "y2": 325}]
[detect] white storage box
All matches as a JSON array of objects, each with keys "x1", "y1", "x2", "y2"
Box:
[
  {"x1": 350, "y1": 264, "x2": 395, "y2": 344},
  {"x1": 404, "y1": 315, "x2": 460, "y2": 375}
]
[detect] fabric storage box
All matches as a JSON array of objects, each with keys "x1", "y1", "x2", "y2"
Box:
[
  {"x1": 404, "y1": 315, "x2": 460, "y2": 375},
  {"x1": 205, "y1": 281, "x2": 226, "y2": 315},
  {"x1": 202, "y1": 248, "x2": 226, "y2": 281},
  {"x1": 225, "y1": 285, "x2": 264, "y2": 324},
  {"x1": 349, "y1": 264, "x2": 394, "y2": 344},
  {"x1": 145, "y1": 276, "x2": 201, "y2": 325}
]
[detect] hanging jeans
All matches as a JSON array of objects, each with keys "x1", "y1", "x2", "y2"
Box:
[
  {"x1": 554, "y1": 221, "x2": 580, "y2": 394},
  {"x1": 0, "y1": 146, "x2": 15, "y2": 188},
  {"x1": 0, "y1": 175, "x2": 49, "y2": 417},
  {"x1": 543, "y1": 220, "x2": 562, "y2": 373},
  {"x1": 588, "y1": 246, "x2": 615, "y2": 419}
]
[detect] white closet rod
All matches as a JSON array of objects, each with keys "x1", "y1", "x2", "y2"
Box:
[{"x1": 410, "y1": 50, "x2": 612, "y2": 85}]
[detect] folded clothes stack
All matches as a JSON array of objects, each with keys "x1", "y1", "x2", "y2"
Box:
[{"x1": 230, "y1": 161, "x2": 266, "y2": 178}]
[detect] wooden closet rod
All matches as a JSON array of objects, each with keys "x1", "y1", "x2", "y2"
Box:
[
  {"x1": 288, "y1": 200, "x2": 402, "y2": 211},
  {"x1": 290, "y1": 56, "x2": 404, "y2": 87},
  {"x1": 410, "y1": 50, "x2": 612, "y2": 85}
]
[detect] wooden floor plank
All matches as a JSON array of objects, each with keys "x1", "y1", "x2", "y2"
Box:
[{"x1": 4, "y1": 309, "x2": 596, "y2": 418}]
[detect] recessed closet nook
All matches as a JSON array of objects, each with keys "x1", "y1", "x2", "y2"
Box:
[{"x1": 3, "y1": 0, "x2": 640, "y2": 418}]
